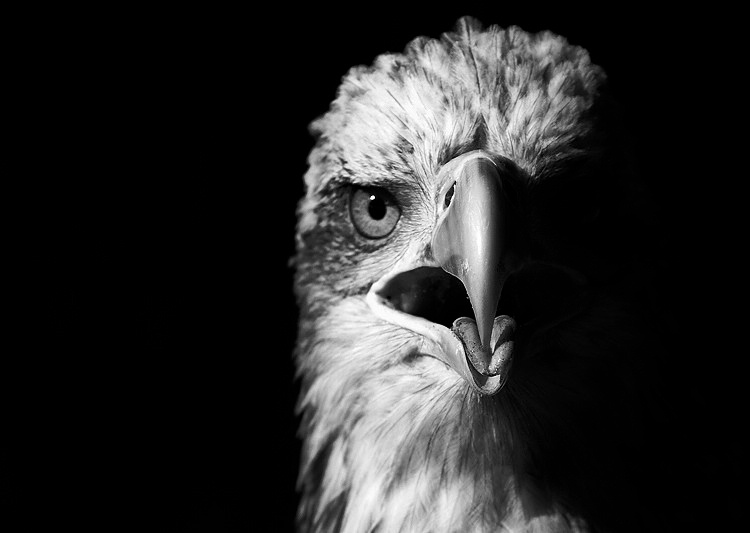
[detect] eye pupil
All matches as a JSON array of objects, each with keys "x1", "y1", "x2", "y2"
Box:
[{"x1": 368, "y1": 194, "x2": 387, "y2": 220}]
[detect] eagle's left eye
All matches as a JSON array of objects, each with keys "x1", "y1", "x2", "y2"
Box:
[{"x1": 349, "y1": 186, "x2": 401, "y2": 239}]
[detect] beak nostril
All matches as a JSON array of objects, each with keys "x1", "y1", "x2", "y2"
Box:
[{"x1": 444, "y1": 181, "x2": 456, "y2": 208}]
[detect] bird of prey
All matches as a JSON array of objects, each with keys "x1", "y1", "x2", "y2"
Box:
[{"x1": 292, "y1": 17, "x2": 716, "y2": 533}]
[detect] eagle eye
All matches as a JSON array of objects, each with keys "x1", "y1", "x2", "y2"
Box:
[{"x1": 349, "y1": 186, "x2": 401, "y2": 239}]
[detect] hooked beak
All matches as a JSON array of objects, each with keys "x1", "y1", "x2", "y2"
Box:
[
  {"x1": 432, "y1": 151, "x2": 512, "y2": 376},
  {"x1": 366, "y1": 150, "x2": 516, "y2": 396}
]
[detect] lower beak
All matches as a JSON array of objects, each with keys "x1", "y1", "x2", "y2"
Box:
[{"x1": 432, "y1": 151, "x2": 509, "y2": 375}]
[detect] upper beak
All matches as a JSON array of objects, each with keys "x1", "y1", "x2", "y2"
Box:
[{"x1": 432, "y1": 150, "x2": 510, "y2": 375}]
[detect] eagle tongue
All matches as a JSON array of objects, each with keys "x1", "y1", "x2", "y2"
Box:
[{"x1": 452, "y1": 316, "x2": 515, "y2": 377}]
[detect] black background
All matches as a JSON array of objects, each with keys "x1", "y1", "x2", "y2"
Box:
[{"x1": 31, "y1": 5, "x2": 743, "y2": 531}]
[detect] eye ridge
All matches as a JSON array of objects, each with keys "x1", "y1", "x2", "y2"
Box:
[{"x1": 349, "y1": 186, "x2": 401, "y2": 239}]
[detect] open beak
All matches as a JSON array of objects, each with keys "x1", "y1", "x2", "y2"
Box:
[
  {"x1": 366, "y1": 150, "x2": 516, "y2": 396},
  {"x1": 432, "y1": 151, "x2": 510, "y2": 376}
]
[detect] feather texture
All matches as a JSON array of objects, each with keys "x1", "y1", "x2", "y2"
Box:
[
  {"x1": 294, "y1": 17, "x2": 696, "y2": 533},
  {"x1": 298, "y1": 20, "x2": 605, "y2": 239}
]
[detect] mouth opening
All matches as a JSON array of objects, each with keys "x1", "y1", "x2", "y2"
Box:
[
  {"x1": 376, "y1": 266, "x2": 474, "y2": 327},
  {"x1": 374, "y1": 263, "x2": 583, "y2": 331},
  {"x1": 368, "y1": 261, "x2": 588, "y2": 394},
  {"x1": 369, "y1": 265, "x2": 520, "y2": 395},
  {"x1": 376, "y1": 266, "x2": 523, "y2": 327}
]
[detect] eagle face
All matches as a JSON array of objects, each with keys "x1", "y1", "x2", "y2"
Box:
[{"x1": 294, "y1": 17, "x2": 653, "y2": 533}]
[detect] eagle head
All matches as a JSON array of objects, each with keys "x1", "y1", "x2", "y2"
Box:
[{"x1": 293, "y1": 17, "x2": 666, "y2": 533}]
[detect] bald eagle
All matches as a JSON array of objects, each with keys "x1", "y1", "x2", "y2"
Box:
[{"x1": 292, "y1": 17, "x2": 728, "y2": 533}]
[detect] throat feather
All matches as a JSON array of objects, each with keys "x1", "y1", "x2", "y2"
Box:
[{"x1": 300, "y1": 366, "x2": 526, "y2": 531}]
